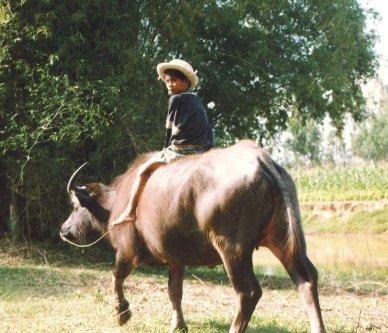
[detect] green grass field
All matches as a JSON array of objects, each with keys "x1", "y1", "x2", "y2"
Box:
[
  {"x1": 0, "y1": 240, "x2": 387, "y2": 332},
  {"x1": 292, "y1": 163, "x2": 388, "y2": 202}
]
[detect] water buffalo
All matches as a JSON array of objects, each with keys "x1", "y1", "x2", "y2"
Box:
[{"x1": 60, "y1": 140, "x2": 325, "y2": 333}]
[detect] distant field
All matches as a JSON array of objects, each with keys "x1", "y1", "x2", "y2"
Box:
[{"x1": 291, "y1": 163, "x2": 388, "y2": 202}]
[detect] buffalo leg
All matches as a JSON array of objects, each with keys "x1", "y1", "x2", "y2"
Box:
[
  {"x1": 271, "y1": 246, "x2": 325, "y2": 333},
  {"x1": 287, "y1": 254, "x2": 325, "y2": 333},
  {"x1": 219, "y1": 250, "x2": 262, "y2": 333},
  {"x1": 168, "y1": 264, "x2": 187, "y2": 332},
  {"x1": 113, "y1": 254, "x2": 133, "y2": 326}
]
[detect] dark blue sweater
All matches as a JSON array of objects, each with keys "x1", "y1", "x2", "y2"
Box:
[{"x1": 164, "y1": 93, "x2": 214, "y2": 149}]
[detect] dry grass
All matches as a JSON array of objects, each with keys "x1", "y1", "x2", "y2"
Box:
[{"x1": 1, "y1": 241, "x2": 387, "y2": 332}]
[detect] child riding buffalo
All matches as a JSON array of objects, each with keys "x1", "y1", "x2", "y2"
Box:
[{"x1": 114, "y1": 59, "x2": 214, "y2": 224}]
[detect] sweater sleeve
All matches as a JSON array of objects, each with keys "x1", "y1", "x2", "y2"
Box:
[
  {"x1": 164, "y1": 95, "x2": 181, "y2": 147},
  {"x1": 171, "y1": 95, "x2": 195, "y2": 136}
]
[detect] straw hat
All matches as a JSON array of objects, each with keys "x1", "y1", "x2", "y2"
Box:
[{"x1": 157, "y1": 59, "x2": 198, "y2": 88}]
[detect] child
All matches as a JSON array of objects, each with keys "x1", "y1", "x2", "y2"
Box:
[{"x1": 113, "y1": 59, "x2": 214, "y2": 224}]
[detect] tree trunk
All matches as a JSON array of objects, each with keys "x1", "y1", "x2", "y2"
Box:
[
  {"x1": 9, "y1": 189, "x2": 25, "y2": 242},
  {"x1": 0, "y1": 162, "x2": 10, "y2": 234}
]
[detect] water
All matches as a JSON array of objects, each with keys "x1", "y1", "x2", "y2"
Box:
[{"x1": 252, "y1": 234, "x2": 388, "y2": 276}]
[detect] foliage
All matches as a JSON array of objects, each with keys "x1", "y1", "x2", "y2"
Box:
[
  {"x1": 0, "y1": 0, "x2": 378, "y2": 240},
  {"x1": 143, "y1": 0, "x2": 378, "y2": 142},
  {"x1": 285, "y1": 118, "x2": 322, "y2": 164},
  {"x1": 0, "y1": 1, "x2": 165, "y2": 239}
]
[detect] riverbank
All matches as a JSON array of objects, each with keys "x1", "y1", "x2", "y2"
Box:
[{"x1": 301, "y1": 200, "x2": 388, "y2": 234}]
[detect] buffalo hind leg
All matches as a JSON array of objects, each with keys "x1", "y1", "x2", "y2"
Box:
[
  {"x1": 271, "y1": 246, "x2": 325, "y2": 333},
  {"x1": 289, "y1": 254, "x2": 325, "y2": 333},
  {"x1": 219, "y1": 250, "x2": 262, "y2": 333},
  {"x1": 113, "y1": 254, "x2": 133, "y2": 326},
  {"x1": 168, "y1": 264, "x2": 188, "y2": 332}
]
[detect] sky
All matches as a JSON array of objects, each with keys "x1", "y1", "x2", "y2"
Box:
[{"x1": 360, "y1": 0, "x2": 388, "y2": 84}]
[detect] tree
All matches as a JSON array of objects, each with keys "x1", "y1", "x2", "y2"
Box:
[
  {"x1": 284, "y1": 118, "x2": 322, "y2": 165},
  {"x1": 140, "y1": 0, "x2": 377, "y2": 142},
  {"x1": 0, "y1": 1, "x2": 165, "y2": 239},
  {"x1": 0, "y1": 0, "x2": 378, "y2": 240},
  {"x1": 352, "y1": 96, "x2": 388, "y2": 161}
]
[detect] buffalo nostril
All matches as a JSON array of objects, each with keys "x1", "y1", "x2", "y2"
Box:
[
  {"x1": 60, "y1": 226, "x2": 71, "y2": 237},
  {"x1": 59, "y1": 229, "x2": 74, "y2": 242}
]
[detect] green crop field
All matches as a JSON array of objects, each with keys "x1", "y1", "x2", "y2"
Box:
[{"x1": 291, "y1": 163, "x2": 388, "y2": 202}]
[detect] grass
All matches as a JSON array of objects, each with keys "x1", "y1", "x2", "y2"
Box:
[
  {"x1": 0, "y1": 240, "x2": 387, "y2": 332},
  {"x1": 291, "y1": 162, "x2": 388, "y2": 202}
]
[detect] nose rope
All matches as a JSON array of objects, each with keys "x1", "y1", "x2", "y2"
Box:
[{"x1": 59, "y1": 224, "x2": 116, "y2": 248}]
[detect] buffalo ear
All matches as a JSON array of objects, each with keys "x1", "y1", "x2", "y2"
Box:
[
  {"x1": 74, "y1": 186, "x2": 95, "y2": 209},
  {"x1": 74, "y1": 186, "x2": 110, "y2": 222}
]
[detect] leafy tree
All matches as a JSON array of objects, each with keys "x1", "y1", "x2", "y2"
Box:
[
  {"x1": 0, "y1": 0, "x2": 378, "y2": 240},
  {"x1": 141, "y1": 0, "x2": 377, "y2": 142},
  {"x1": 0, "y1": 1, "x2": 165, "y2": 239},
  {"x1": 352, "y1": 96, "x2": 388, "y2": 161},
  {"x1": 322, "y1": 127, "x2": 348, "y2": 165},
  {"x1": 285, "y1": 118, "x2": 322, "y2": 165}
]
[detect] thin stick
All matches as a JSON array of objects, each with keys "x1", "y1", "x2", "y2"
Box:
[{"x1": 191, "y1": 274, "x2": 206, "y2": 286}]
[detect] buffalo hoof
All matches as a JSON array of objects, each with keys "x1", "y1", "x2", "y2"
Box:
[
  {"x1": 116, "y1": 299, "x2": 131, "y2": 326},
  {"x1": 170, "y1": 311, "x2": 188, "y2": 332},
  {"x1": 170, "y1": 324, "x2": 188, "y2": 333}
]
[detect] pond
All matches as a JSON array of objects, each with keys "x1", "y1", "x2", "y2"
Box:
[{"x1": 252, "y1": 234, "x2": 388, "y2": 277}]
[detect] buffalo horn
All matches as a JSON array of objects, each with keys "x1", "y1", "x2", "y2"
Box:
[{"x1": 66, "y1": 162, "x2": 89, "y2": 194}]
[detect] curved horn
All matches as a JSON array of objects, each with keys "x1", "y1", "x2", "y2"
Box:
[{"x1": 66, "y1": 162, "x2": 89, "y2": 194}]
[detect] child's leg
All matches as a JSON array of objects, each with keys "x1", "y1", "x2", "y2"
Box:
[
  {"x1": 126, "y1": 161, "x2": 162, "y2": 219},
  {"x1": 113, "y1": 160, "x2": 163, "y2": 224}
]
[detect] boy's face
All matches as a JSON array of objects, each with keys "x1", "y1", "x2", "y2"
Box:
[{"x1": 164, "y1": 74, "x2": 189, "y2": 95}]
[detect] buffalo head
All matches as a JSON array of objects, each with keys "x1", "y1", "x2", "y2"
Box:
[{"x1": 60, "y1": 163, "x2": 111, "y2": 242}]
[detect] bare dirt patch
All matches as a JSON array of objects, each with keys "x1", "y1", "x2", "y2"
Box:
[{"x1": 301, "y1": 199, "x2": 388, "y2": 214}]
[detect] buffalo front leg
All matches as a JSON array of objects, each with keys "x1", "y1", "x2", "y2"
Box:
[
  {"x1": 113, "y1": 254, "x2": 133, "y2": 326},
  {"x1": 168, "y1": 264, "x2": 188, "y2": 332}
]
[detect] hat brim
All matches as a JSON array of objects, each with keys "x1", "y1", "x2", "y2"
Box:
[{"x1": 157, "y1": 63, "x2": 198, "y2": 88}]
